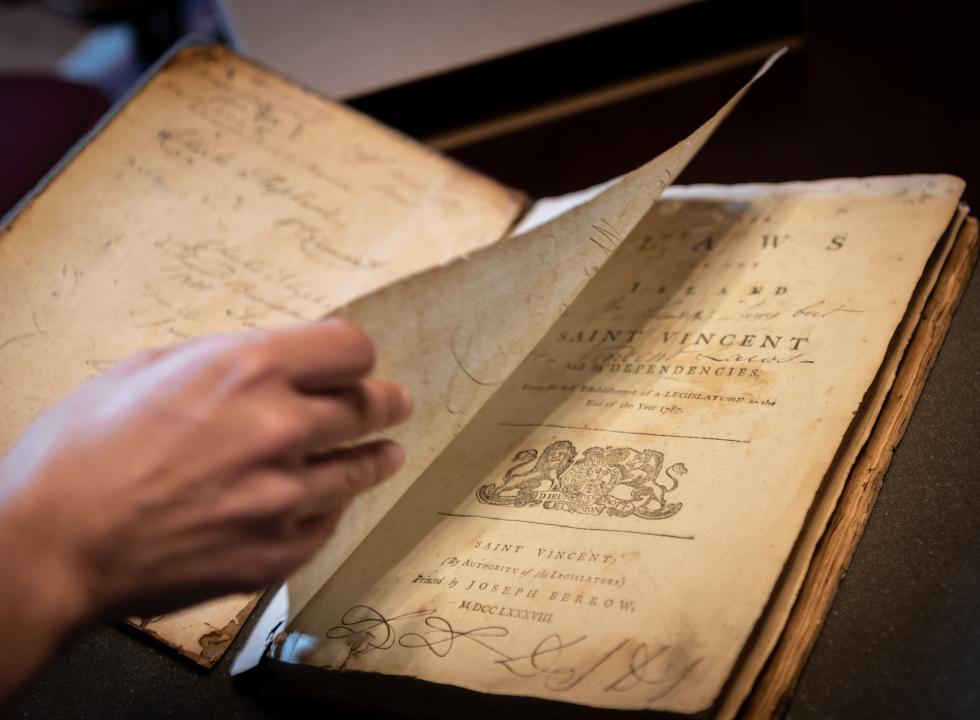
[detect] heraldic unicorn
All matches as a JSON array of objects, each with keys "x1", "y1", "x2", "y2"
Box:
[{"x1": 476, "y1": 440, "x2": 689, "y2": 520}]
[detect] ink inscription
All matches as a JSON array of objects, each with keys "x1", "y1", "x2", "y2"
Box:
[{"x1": 324, "y1": 605, "x2": 699, "y2": 700}]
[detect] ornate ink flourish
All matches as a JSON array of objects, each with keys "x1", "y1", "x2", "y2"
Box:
[{"x1": 324, "y1": 605, "x2": 701, "y2": 701}]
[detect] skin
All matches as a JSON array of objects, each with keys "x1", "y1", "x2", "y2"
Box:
[{"x1": 0, "y1": 318, "x2": 411, "y2": 703}]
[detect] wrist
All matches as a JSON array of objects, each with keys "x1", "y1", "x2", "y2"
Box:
[
  {"x1": 0, "y1": 483, "x2": 97, "y2": 702},
  {"x1": 0, "y1": 489, "x2": 94, "y2": 640}
]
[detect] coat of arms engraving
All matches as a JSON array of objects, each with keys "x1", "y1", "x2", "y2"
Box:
[{"x1": 476, "y1": 440, "x2": 689, "y2": 520}]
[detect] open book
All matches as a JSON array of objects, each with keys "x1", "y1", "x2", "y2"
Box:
[{"x1": 1, "y1": 45, "x2": 976, "y2": 717}]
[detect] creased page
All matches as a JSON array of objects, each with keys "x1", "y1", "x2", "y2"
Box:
[
  {"x1": 280, "y1": 51, "x2": 787, "y2": 623},
  {"x1": 282, "y1": 176, "x2": 963, "y2": 713},
  {"x1": 0, "y1": 45, "x2": 521, "y2": 664}
]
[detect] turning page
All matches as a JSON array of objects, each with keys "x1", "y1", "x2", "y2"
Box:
[{"x1": 272, "y1": 52, "x2": 787, "y2": 630}]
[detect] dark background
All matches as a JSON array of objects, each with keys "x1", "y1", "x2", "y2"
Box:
[{"x1": 3, "y1": 0, "x2": 979, "y2": 717}]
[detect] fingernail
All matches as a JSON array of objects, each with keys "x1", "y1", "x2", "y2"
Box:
[
  {"x1": 399, "y1": 386, "x2": 414, "y2": 419},
  {"x1": 384, "y1": 443, "x2": 405, "y2": 474},
  {"x1": 322, "y1": 316, "x2": 353, "y2": 331},
  {"x1": 384, "y1": 442, "x2": 405, "y2": 473}
]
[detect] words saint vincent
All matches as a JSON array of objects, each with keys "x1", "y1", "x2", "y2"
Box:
[{"x1": 477, "y1": 441, "x2": 689, "y2": 519}]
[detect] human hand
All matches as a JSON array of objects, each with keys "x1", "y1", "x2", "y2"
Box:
[{"x1": 0, "y1": 319, "x2": 411, "y2": 623}]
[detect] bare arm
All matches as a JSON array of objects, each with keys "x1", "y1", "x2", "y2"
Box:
[{"x1": 0, "y1": 319, "x2": 411, "y2": 701}]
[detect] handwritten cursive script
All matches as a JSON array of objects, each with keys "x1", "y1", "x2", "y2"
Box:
[{"x1": 324, "y1": 605, "x2": 700, "y2": 702}]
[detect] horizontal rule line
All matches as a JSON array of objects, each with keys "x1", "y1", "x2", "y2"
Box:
[
  {"x1": 437, "y1": 511, "x2": 695, "y2": 540},
  {"x1": 497, "y1": 421, "x2": 750, "y2": 444}
]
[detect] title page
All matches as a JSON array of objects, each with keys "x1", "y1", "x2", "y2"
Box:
[{"x1": 284, "y1": 176, "x2": 963, "y2": 713}]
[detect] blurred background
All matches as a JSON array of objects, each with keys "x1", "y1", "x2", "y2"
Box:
[
  {"x1": 2, "y1": 0, "x2": 978, "y2": 211},
  {"x1": 2, "y1": 1, "x2": 979, "y2": 719}
]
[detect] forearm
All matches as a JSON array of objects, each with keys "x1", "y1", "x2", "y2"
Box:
[{"x1": 0, "y1": 491, "x2": 90, "y2": 705}]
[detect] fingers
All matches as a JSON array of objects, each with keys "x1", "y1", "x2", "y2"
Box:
[
  {"x1": 167, "y1": 441, "x2": 404, "y2": 592},
  {"x1": 300, "y1": 378, "x2": 413, "y2": 452},
  {"x1": 265, "y1": 442, "x2": 404, "y2": 575},
  {"x1": 259, "y1": 317, "x2": 376, "y2": 391},
  {"x1": 303, "y1": 440, "x2": 405, "y2": 509},
  {"x1": 225, "y1": 441, "x2": 404, "y2": 538},
  {"x1": 69, "y1": 319, "x2": 411, "y2": 610},
  {"x1": 106, "y1": 344, "x2": 183, "y2": 376},
  {"x1": 241, "y1": 377, "x2": 411, "y2": 463},
  {"x1": 265, "y1": 441, "x2": 404, "y2": 535},
  {"x1": 117, "y1": 318, "x2": 375, "y2": 391},
  {"x1": 215, "y1": 441, "x2": 404, "y2": 588}
]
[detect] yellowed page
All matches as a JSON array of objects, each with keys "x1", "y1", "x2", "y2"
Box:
[
  {"x1": 280, "y1": 52, "x2": 786, "y2": 623},
  {"x1": 133, "y1": 593, "x2": 259, "y2": 667},
  {"x1": 716, "y1": 202, "x2": 967, "y2": 718},
  {"x1": 0, "y1": 45, "x2": 521, "y2": 661},
  {"x1": 282, "y1": 176, "x2": 963, "y2": 713}
]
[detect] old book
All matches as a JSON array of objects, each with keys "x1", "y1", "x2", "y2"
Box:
[
  {"x1": 0, "y1": 43, "x2": 525, "y2": 666},
  {"x1": 0, "y1": 40, "x2": 754, "y2": 666},
  {"x1": 1, "y1": 43, "x2": 975, "y2": 717},
  {"x1": 259, "y1": 179, "x2": 973, "y2": 719}
]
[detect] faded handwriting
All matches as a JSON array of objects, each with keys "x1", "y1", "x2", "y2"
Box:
[
  {"x1": 574, "y1": 343, "x2": 675, "y2": 367},
  {"x1": 275, "y1": 218, "x2": 383, "y2": 270},
  {"x1": 154, "y1": 117, "x2": 353, "y2": 221},
  {"x1": 792, "y1": 300, "x2": 864, "y2": 319},
  {"x1": 121, "y1": 155, "x2": 173, "y2": 192},
  {"x1": 399, "y1": 614, "x2": 509, "y2": 659},
  {"x1": 323, "y1": 605, "x2": 700, "y2": 700},
  {"x1": 243, "y1": 167, "x2": 344, "y2": 224},
  {"x1": 185, "y1": 90, "x2": 355, "y2": 194},
  {"x1": 158, "y1": 128, "x2": 234, "y2": 167},
  {"x1": 718, "y1": 300, "x2": 781, "y2": 322},
  {"x1": 149, "y1": 235, "x2": 360, "y2": 322},
  {"x1": 189, "y1": 91, "x2": 304, "y2": 148},
  {"x1": 325, "y1": 605, "x2": 434, "y2": 659},
  {"x1": 699, "y1": 350, "x2": 814, "y2": 365}
]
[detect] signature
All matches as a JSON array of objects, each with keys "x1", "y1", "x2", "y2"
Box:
[{"x1": 325, "y1": 605, "x2": 700, "y2": 700}]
